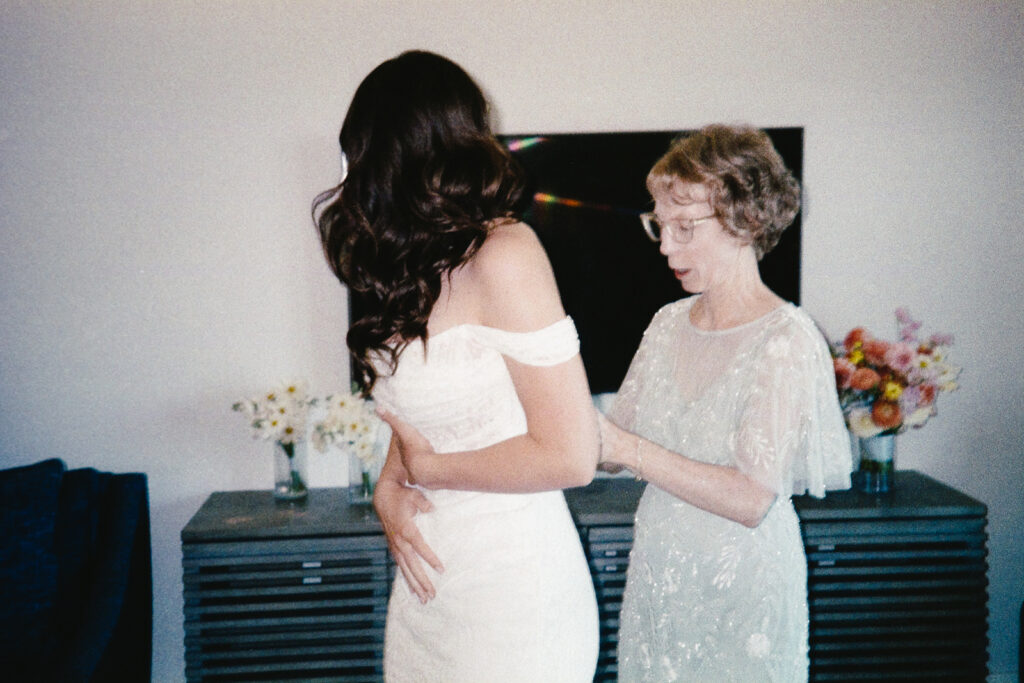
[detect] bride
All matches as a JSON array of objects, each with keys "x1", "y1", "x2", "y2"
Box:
[{"x1": 313, "y1": 50, "x2": 600, "y2": 682}]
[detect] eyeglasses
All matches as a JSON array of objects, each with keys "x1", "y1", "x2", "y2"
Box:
[{"x1": 639, "y1": 212, "x2": 717, "y2": 243}]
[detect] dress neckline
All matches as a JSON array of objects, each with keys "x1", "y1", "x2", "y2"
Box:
[
  {"x1": 426, "y1": 316, "x2": 572, "y2": 343},
  {"x1": 682, "y1": 296, "x2": 792, "y2": 337}
]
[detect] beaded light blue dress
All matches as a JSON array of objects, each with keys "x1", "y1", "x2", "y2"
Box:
[{"x1": 608, "y1": 297, "x2": 853, "y2": 682}]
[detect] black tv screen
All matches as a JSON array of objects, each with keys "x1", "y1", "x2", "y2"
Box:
[
  {"x1": 498, "y1": 128, "x2": 803, "y2": 394},
  {"x1": 348, "y1": 129, "x2": 802, "y2": 395}
]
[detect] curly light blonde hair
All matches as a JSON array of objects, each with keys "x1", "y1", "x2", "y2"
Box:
[{"x1": 647, "y1": 124, "x2": 800, "y2": 259}]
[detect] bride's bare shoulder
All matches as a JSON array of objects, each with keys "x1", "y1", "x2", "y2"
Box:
[
  {"x1": 461, "y1": 221, "x2": 564, "y2": 329},
  {"x1": 464, "y1": 221, "x2": 548, "y2": 281}
]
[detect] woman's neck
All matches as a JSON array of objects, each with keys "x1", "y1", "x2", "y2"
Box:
[{"x1": 689, "y1": 253, "x2": 782, "y2": 331}]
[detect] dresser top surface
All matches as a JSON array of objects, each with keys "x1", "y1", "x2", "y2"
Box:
[
  {"x1": 792, "y1": 469, "x2": 986, "y2": 519},
  {"x1": 181, "y1": 487, "x2": 381, "y2": 542},
  {"x1": 182, "y1": 470, "x2": 985, "y2": 542}
]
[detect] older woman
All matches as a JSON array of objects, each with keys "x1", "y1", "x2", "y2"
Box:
[{"x1": 598, "y1": 124, "x2": 854, "y2": 681}]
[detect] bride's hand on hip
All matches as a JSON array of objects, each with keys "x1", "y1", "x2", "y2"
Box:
[{"x1": 372, "y1": 477, "x2": 443, "y2": 603}]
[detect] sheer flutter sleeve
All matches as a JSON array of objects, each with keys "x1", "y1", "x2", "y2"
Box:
[
  {"x1": 734, "y1": 311, "x2": 854, "y2": 498},
  {"x1": 606, "y1": 305, "x2": 676, "y2": 433}
]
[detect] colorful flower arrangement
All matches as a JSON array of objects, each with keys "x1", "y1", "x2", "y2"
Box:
[
  {"x1": 831, "y1": 308, "x2": 960, "y2": 438},
  {"x1": 232, "y1": 381, "x2": 311, "y2": 457}
]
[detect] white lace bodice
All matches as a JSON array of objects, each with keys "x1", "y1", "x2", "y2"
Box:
[
  {"x1": 371, "y1": 316, "x2": 598, "y2": 681},
  {"x1": 372, "y1": 316, "x2": 578, "y2": 453}
]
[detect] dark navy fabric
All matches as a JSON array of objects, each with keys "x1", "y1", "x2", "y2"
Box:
[
  {"x1": 0, "y1": 458, "x2": 65, "y2": 674},
  {"x1": 0, "y1": 460, "x2": 151, "y2": 682}
]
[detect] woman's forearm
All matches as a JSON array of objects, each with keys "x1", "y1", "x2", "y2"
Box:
[{"x1": 601, "y1": 417, "x2": 776, "y2": 528}]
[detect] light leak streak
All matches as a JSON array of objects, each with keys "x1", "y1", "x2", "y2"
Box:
[
  {"x1": 534, "y1": 192, "x2": 640, "y2": 217},
  {"x1": 504, "y1": 136, "x2": 642, "y2": 217},
  {"x1": 505, "y1": 136, "x2": 547, "y2": 152}
]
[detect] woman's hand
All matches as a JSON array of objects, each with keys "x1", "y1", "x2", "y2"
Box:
[
  {"x1": 372, "y1": 477, "x2": 444, "y2": 603},
  {"x1": 376, "y1": 408, "x2": 438, "y2": 487}
]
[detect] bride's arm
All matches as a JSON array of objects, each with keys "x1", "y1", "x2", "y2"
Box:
[{"x1": 383, "y1": 223, "x2": 599, "y2": 493}]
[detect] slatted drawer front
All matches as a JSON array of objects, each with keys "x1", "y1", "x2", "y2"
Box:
[
  {"x1": 583, "y1": 524, "x2": 635, "y2": 682},
  {"x1": 802, "y1": 516, "x2": 988, "y2": 682},
  {"x1": 183, "y1": 476, "x2": 988, "y2": 682},
  {"x1": 183, "y1": 534, "x2": 391, "y2": 682}
]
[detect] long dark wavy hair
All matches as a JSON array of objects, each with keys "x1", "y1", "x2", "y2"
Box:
[{"x1": 313, "y1": 51, "x2": 524, "y2": 394}]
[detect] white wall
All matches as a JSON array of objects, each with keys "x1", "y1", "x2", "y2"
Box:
[{"x1": 2, "y1": 1, "x2": 1021, "y2": 679}]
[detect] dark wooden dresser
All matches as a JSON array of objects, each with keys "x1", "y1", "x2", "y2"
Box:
[{"x1": 182, "y1": 470, "x2": 987, "y2": 682}]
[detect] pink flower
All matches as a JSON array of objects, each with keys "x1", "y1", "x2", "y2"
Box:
[
  {"x1": 899, "y1": 385, "x2": 922, "y2": 411},
  {"x1": 833, "y1": 357, "x2": 856, "y2": 390},
  {"x1": 928, "y1": 332, "x2": 954, "y2": 346},
  {"x1": 896, "y1": 307, "x2": 923, "y2": 342},
  {"x1": 884, "y1": 342, "x2": 916, "y2": 374}
]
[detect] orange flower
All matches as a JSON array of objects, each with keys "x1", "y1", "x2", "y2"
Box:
[
  {"x1": 871, "y1": 401, "x2": 902, "y2": 430},
  {"x1": 850, "y1": 367, "x2": 881, "y2": 391},
  {"x1": 844, "y1": 327, "x2": 868, "y2": 351},
  {"x1": 862, "y1": 339, "x2": 890, "y2": 366}
]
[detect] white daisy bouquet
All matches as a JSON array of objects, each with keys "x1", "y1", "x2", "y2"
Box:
[
  {"x1": 310, "y1": 391, "x2": 382, "y2": 467},
  {"x1": 232, "y1": 381, "x2": 311, "y2": 457}
]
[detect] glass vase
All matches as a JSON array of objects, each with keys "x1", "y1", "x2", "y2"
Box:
[
  {"x1": 348, "y1": 451, "x2": 381, "y2": 504},
  {"x1": 273, "y1": 440, "x2": 308, "y2": 501},
  {"x1": 858, "y1": 433, "x2": 895, "y2": 493}
]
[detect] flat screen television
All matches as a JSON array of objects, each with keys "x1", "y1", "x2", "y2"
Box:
[
  {"x1": 348, "y1": 129, "x2": 803, "y2": 395},
  {"x1": 498, "y1": 128, "x2": 803, "y2": 394}
]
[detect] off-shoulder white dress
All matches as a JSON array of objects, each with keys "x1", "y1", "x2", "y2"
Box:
[
  {"x1": 371, "y1": 317, "x2": 599, "y2": 682},
  {"x1": 608, "y1": 297, "x2": 853, "y2": 682}
]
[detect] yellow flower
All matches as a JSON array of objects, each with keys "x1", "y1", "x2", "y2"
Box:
[
  {"x1": 849, "y1": 349, "x2": 865, "y2": 365},
  {"x1": 883, "y1": 381, "x2": 903, "y2": 401}
]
